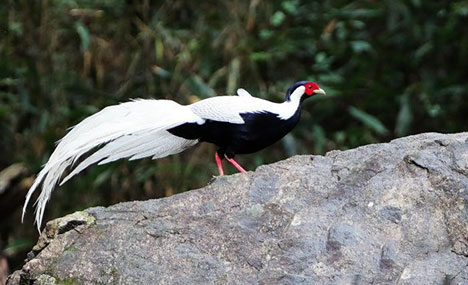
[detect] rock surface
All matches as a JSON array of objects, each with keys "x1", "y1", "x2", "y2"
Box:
[{"x1": 7, "y1": 132, "x2": 468, "y2": 284}]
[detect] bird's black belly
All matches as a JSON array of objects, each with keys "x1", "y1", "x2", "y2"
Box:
[{"x1": 168, "y1": 110, "x2": 301, "y2": 156}]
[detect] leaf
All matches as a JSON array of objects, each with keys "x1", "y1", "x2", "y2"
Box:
[
  {"x1": 0, "y1": 104, "x2": 9, "y2": 119},
  {"x1": 395, "y1": 94, "x2": 412, "y2": 136},
  {"x1": 350, "y1": 41, "x2": 372, "y2": 53},
  {"x1": 414, "y1": 43, "x2": 433, "y2": 60},
  {"x1": 8, "y1": 21, "x2": 23, "y2": 35},
  {"x1": 152, "y1": 65, "x2": 171, "y2": 78},
  {"x1": 411, "y1": 0, "x2": 422, "y2": 7},
  {"x1": 259, "y1": 29, "x2": 274, "y2": 40},
  {"x1": 427, "y1": 105, "x2": 441, "y2": 117},
  {"x1": 249, "y1": 52, "x2": 271, "y2": 62},
  {"x1": 315, "y1": 52, "x2": 327, "y2": 63},
  {"x1": 271, "y1": 11, "x2": 285, "y2": 27},
  {"x1": 227, "y1": 58, "x2": 241, "y2": 94},
  {"x1": 93, "y1": 168, "x2": 112, "y2": 187},
  {"x1": 187, "y1": 75, "x2": 216, "y2": 98},
  {"x1": 349, "y1": 107, "x2": 389, "y2": 135},
  {"x1": 154, "y1": 37, "x2": 164, "y2": 61},
  {"x1": 75, "y1": 22, "x2": 91, "y2": 51},
  {"x1": 318, "y1": 73, "x2": 344, "y2": 84},
  {"x1": 282, "y1": 133, "x2": 297, "y2": 156},
  {"x1": 281, "y1": 0, "x2": 299, "y2": 14},
  {"x1": 4, "y1": 238, "x2": 35, "y2": 256},
  {"x1": 0, "y1": 78, "x2": 19, "y2": 86},
  {"x1": 350, "y1": 20, "x2": 365, "y2": 29},
  {"x1": 311, "y1": 125, "x2": 327, "y2": 154},
  {"x1": 453, "y1": 2, "x2": 468, "y2": 16}
]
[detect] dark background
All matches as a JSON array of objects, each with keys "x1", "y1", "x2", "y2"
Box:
[{"x1": 1, "y1": 0, "x2": 467, "y2": 275}]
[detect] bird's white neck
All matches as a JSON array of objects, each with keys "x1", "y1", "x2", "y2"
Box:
[
  {"x1": 277, "y1": 86, "x2": 304, "y2": 120},
  {"x1": 288, "y1": 85, "x2": 305, "y2": 104}
]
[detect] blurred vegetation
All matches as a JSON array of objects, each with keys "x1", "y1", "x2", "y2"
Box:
[{"x1": 1, "y1": 0, "x2": 468, "y2": 272}]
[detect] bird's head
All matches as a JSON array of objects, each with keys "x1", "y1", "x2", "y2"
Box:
[{"x1": 285, "y1": 81, "x2": 326, "y2": 102}]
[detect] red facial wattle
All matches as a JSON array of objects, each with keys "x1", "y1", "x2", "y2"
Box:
[{"x1": 304, "y1": 82, "x2": 320, "y2": 96}]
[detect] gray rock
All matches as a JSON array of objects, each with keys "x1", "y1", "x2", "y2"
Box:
[{"x1": 7, "y1": 132, "x2": 468, "y2": 285}]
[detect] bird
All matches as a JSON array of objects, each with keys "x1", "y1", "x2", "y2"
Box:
[{"x1": 22, "y1": 81, "x2": 325, "y2": 230}]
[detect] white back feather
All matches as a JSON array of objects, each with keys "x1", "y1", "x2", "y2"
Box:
[
  {"x1": 189, "y1": 89, "x2": 303, "y2": 124},
  {"x1": 23, "y1": 99, "x2": 202, "y2": 231},
  {"x1": 236, "y1": 88, "x2": 253, "y2": 97}
]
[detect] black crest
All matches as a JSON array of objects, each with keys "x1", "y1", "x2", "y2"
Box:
[{"x1": 285, "y1": 81, "x2": 308, "y2": 101}]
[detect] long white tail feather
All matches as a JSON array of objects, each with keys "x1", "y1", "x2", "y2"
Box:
[{"x1": 23, "y1": 99, "x2": 202, "y2": 231}]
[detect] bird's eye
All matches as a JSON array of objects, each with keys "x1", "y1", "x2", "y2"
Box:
[{"x1": 308, "y1": 85, "x2": 312, "y2": 89}]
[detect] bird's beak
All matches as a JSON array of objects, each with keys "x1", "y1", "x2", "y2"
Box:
[{"x1": 313, "y1": 88, "x2": 326, "y2": 95}]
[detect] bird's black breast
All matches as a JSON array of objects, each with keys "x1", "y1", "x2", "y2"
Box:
[{"x1": 168, "y1": 109, "x2": 301, "y2": 156}]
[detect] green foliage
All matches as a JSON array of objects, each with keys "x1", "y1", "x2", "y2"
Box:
[
  {"x1": 348, "y1": 106, "x2": 389, "y2": 136},
  {"x1": 1, "y1": 0, "x2": 468, "y2": 271}
]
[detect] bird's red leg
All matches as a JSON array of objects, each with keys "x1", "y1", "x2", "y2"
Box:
[
  {"x1": 215, "y1": 152, "x2": 224, "y2": 176},
  {"x1": 225, "y1": 156, "x2": 247, "y2": 173}
]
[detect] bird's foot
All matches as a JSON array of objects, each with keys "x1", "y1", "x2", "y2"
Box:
[
  {"x1": 225, "y1": 157, "x2": 247, "y2": 173},
  {"x1": 215, "y1": 152, "x2": 225, "y2": 175}
]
